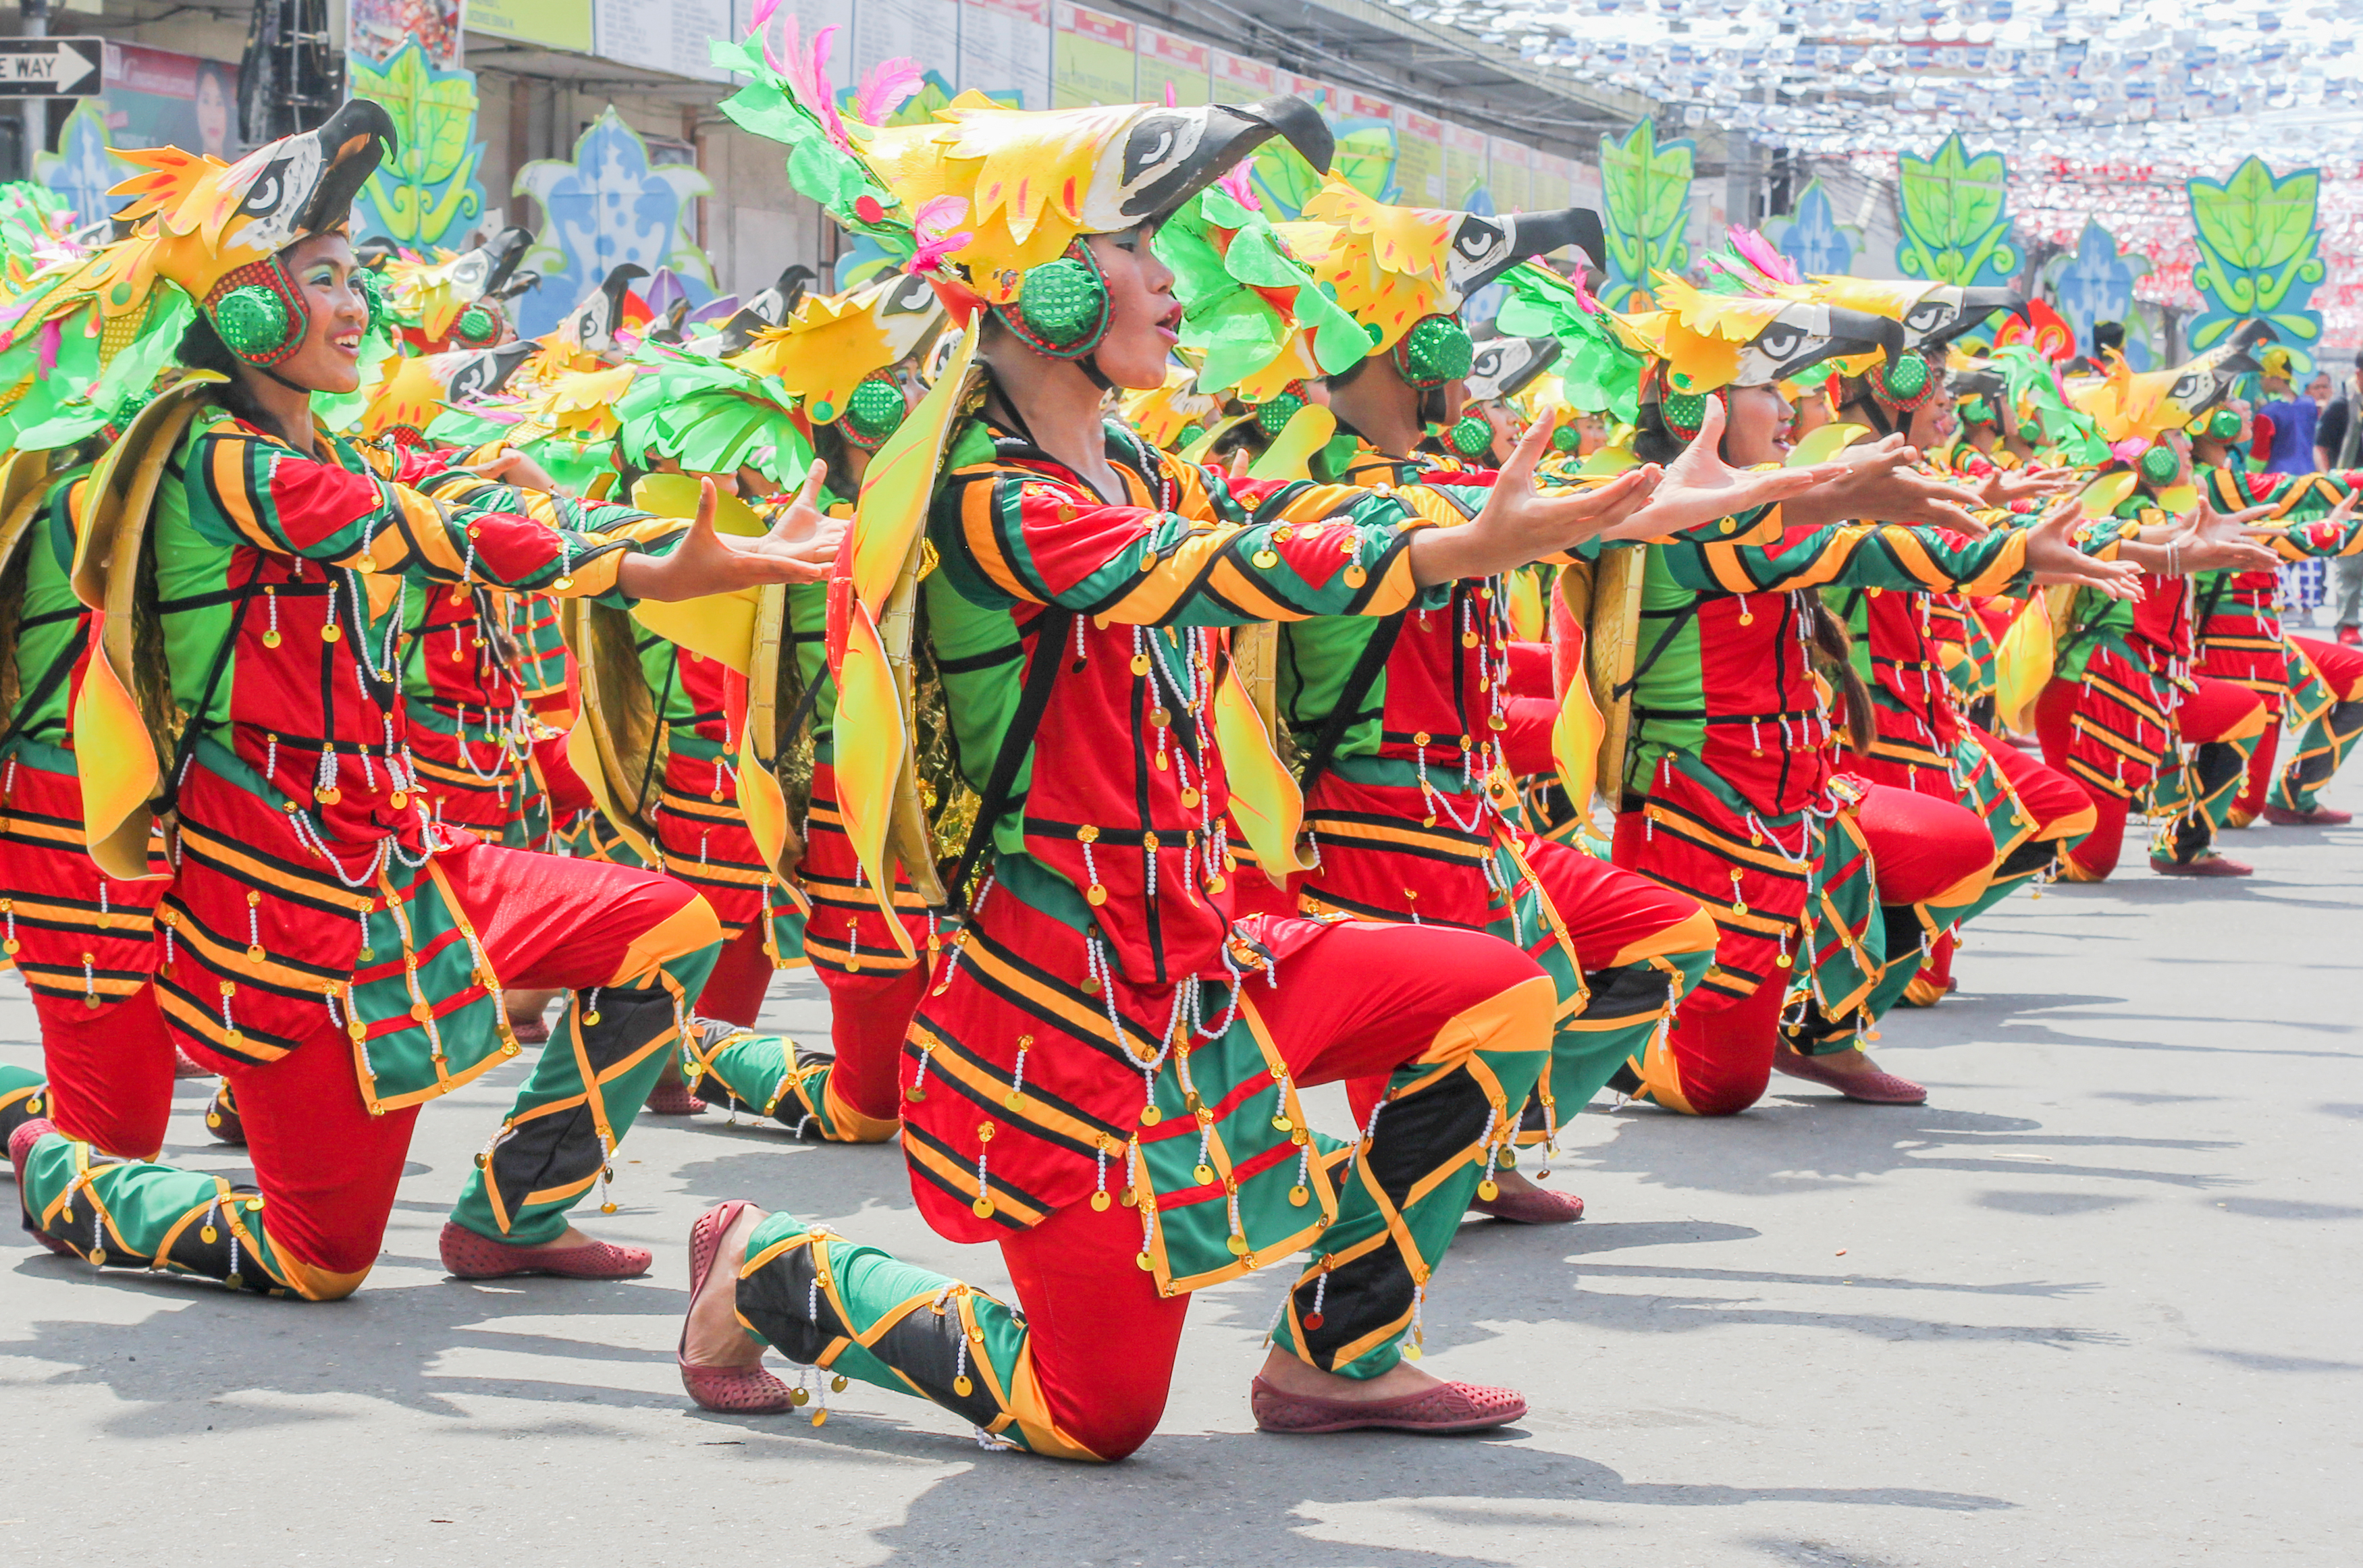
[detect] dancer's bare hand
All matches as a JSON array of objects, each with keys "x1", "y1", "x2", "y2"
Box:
[
  {"x1": 616, "y1": 468, "x2": 837, "y2": 600},
  {"x1": 1410, "y1": 412, "x2": 1662, "y2": 585}
]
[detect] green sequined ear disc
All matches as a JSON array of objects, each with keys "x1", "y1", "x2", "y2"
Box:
[
  {"x1": 456, "y1": 304, "x2": 495, "y2": 342},
  {"x1": 1448, "y1": 415, "x2": 1492, "y2": 457},
  {"x1": 1399, "y1": 315, "x2": 1473, "y2": 387},
  {"x1": 1880, "y1": 354, "x2": 1930, "y2": 402},
  {"x1": 213, "y1": 285, "x2": 291, "y2": 360},
  {"x1": 1256, "y1": 391, "x2": 1306, "y2": 435},
  {"x1": 2140, "y1": 444, "x2": 2180, "y2": 484},
  {"x1": 1663, "y1": 390, "x2": 1709, "y2": 431},
  {"x1": 2018, "y1": 418, "x2": 2044, "y2": 443},
  {"x1": 2208, "y1": 408, "x2": 2241, "y2": 439},
  {"x1": 843, "y1": 374, "x2": 908, "y2": 445},
  {"x1": 1551, "y1": 423, "x2": 1583, "y2": 452},
  {"x1": 1018, "y1": 257, "x2": 1107, "y2": 348}
]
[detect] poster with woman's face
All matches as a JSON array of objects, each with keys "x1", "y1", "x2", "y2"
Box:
[
  {"x1": 100, "y1": 42, "x2": 240, "y2": 160},
  {"x1": 350, "y1": 0, "x2": 467, "y2": 70}
]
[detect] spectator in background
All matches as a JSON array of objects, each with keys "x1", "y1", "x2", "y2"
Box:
[
  {"x1": 2255, "y1": 346, "x2": 2320, "y2": 477},
  {"x1": 2315, "y1": 348, "x2": 2363, "y2": 645},
  {"x1": 2310, "y1": 371, "x2": 2335, "y2": 411}
]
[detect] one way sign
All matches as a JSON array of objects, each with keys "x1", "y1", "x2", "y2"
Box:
[{"x1": 0, "y1": 38, "x2": 102, "y2": 99}]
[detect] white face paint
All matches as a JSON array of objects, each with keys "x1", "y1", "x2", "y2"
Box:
[
  {"x1": 867, "y1": 272, "x2": 948, "y2": 364},
  {"x1": 220, "y1": 133, "x2": 327, "y2": 259},
  {"x1": 1899, "y1": 287, "x2": 1967, "y2": 348},
  {"x1": 1441, "y1": 213, "x2": 1517, "y2": 297},
  {"x1": 1730, "y1": 302, "x2": 1842, "y2": 388},
  {"x1": 1078, "y1": 107, "x2": 1211, "y2": 232}
]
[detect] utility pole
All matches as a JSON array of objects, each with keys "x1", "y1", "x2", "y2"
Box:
[{"x1": 20, "y1": 0, "x2": 45, "y2": 180}]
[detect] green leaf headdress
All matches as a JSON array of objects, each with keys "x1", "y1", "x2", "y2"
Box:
[
  {"x1": 1154, "y1": 175, "x2": 1366, "y2": 402},
  {"x1": 1493, "y1": 260, "x2": 1643, "y2": 423}
]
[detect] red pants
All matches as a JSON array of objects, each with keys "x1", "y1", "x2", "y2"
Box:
[
  {"x1": 191, "y1": 844, "x2": 710, "y2": 1276},
  {"x1": 2237, "y1": 637, "x2": 2363, "y2": 815},
  {"x1": 2037, "y1": 675, "x2": 2262, "y2": 880},
  {"x1": 1977, "y1": 726, "x2": 2097, "y2": 842},
  {"x1": 800, "y1": 762, "x2": 930, "y2": 1123},
  {"x1": 695, "y1": 921, "x2": 776, "y2": 1026},
  {"x1": 1851, "y1": 782, "x2": 1995, "y2": 907},
  {"x1": 1622, "y1": 783, "x2": 1988, "y2": 1117},
  {"x1": 32, "y1": 985, "x2": 176, "y2": 1159},
  {"x1": 0, "y1": 753, "x2": 173, "y2": 1157},
  {"x1": 998, "y1": 917, "x2": 1546, "y2": 1461}
]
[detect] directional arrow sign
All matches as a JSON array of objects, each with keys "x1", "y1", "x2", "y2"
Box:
[{"x1": 0, "y1": 39, "x2": 102, "y2": 99}]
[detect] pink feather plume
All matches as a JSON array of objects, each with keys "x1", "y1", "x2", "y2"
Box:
[
  {"x1": 853, "y1": 58, "x2": 922, "y2": 127},
  {"x1": 768, "y1": 17, "x2": 851, "y2": 151},
  {"x1": 36, "y1": 317, "x2": 58, "y2": 374},
  {"x1": 1215, "y1": 161, "x2": 1260, "y2": 211},
  {"x1": 905, "y1": 195, "x2": 972, "y2": 275},
  {"x1": 1726, "y1": 226, "x2": 1801, "y2": 287}
]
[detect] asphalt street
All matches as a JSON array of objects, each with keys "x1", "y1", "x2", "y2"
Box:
[{"x1": 1, "y1": 769, "x2": 2356, "y2": 1567}]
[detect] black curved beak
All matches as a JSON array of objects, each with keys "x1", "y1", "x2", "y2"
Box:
[
  {"x1": 776, "y1": 263, "x2": 816, "y2": 319},
  {"x1": 2221, "y1": 317, "x2": 2277, "y2": 375},
  {"x1": 1470, "y1": 336, "x2": 1562, "y2": 402},
  {"x1": 1936, "y1": 287, "x2": 2027, "y2": 346},
  {"x1": 1476, "y1": 207, "x2": 1605, "y2": 291},
  {"x1": 299, "y1": 98, "x2": 398, "y2": 234},
  {"x1": 1952, "y1": 369, "x2": 2006, "y2": 402},
  {"x1": 1235, "y1": 95, "x2": 1334, "y2": 178},
  {"x1": 604, "y1": 263, "x2": 649, "y2": 304},
  {"x1": 1125, "y1": 95, "x2": 1335, "y2": 224},
  {"x1": 1788, "y1": 307, "x2": 1907, "y2": 380},
  {"x1": 483, "y1": 226, "x2": 533, "y2": 294}
]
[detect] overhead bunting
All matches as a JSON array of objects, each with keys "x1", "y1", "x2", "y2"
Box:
[{"x1": 1597, "y1": 118, "x2": 1693, "y2": 309}]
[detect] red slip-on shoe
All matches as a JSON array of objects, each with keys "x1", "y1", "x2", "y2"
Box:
[
  {"x1": 1773, "y1": 1046, "x2": 1928, "y2": 1105},
  {"x1": 439, "y1": 1220, "x2": 652, "y2": 1280},
  {"x1": 679, "y1": 1200, "x2": 797, "y2": 1414},
  {"x1": 171, "y1": 1050, "x2": 213, "y2": 1080},
  {"x1": 1470, "y1": 1185, "x2": 1585, "y2": 1224},
  {"x1": 2339, "y1": 625, "x2": 2362, "y2": 647},
  {"x1": 2261, "y1": 803, "x2": 2354, "y2": 826},
  {"x1": 507, "y1": 1016, "x2": 552, "y2": 1046},
  {"x1": 203, "y1": 1085, "x2": 246, "y2": 1146},
  {"x1": 1251, "y1": 1375, "x2": 1527, "y2": 1435},
  {"x1": 2148, "y1": 853, "x2": 2253, "y2": 877},
  {"x1": 643, "y1": 1077, "x2": 708, "y2": 1116}
]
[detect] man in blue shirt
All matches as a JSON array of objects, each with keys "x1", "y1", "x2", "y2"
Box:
[{"x1": 2256, "y1": 345, "x2": 2320, "y2": 475}]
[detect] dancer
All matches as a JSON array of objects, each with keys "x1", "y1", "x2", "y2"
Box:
[
  {"x1": 1238, "y1": 184, "x2": 1719, "y2": 1209},
  {"x1": 674, "y1": 60, "x2": 1852, "y2": 1454},
  {"x1": 9, "y1": 106, "x2": 833, "y2": 1299},
  {"x1": 1599, "y1": 275, "x2": 2141, "y2": 1114}
]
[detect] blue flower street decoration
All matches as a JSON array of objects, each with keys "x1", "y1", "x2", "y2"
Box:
[
  {"x1": 35, "y1": 102, "x2": 122, "y2": 229},
  {"x1": 512, "y1": 108, "x2": 716, "y2": 340},
  {"x1": 1768, "y1": 180, "x2": 1856, "y2": 277},
  {"x1": 2048, "y1": 219, "x2": 2148, "y2": 362}
]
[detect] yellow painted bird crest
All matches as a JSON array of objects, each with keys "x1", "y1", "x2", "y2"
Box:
[{"x1": 728, "y1": 271, "x2": 945, "y2": 424}]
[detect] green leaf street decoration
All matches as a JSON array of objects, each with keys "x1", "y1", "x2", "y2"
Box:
[
  {"x1": 1893, "y1": 132, "x2": 2019, "y2": 288},
  {"x1": 1596, "y1": 119, "x2": 1692, "y2": 308},
  {"x1": 350, "y1": 40, "x2": 487, "y2": 252},
  {"x1": 2185, "y1": 156, "x2": 2325, "y2": 355}
]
